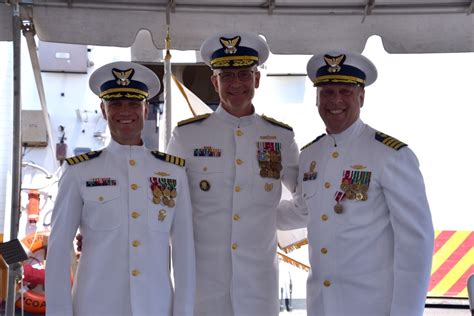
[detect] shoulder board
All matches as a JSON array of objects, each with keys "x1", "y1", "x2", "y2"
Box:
[
  {"x1": 375, "y1": 132, "x2": 407, "y2": 150},
  {"x1": 301, "y1": 133, "x2": 326, "y2": 151},
  {"x1": 66, "y1": 150, "x2": 103, "y2": 165},
  {"x1": 261, "y1": 115, "x2": 293, "y2": 131},
  {"x1": 151, "y1": 151, "x2": 186, "y2": 167},
  {"x1": 177, "y1": 113, "x2": 211, "y2": 127}
]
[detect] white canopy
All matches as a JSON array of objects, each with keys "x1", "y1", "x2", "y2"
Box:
[{"x1": 1, "y1": 0, "x2": 473, "y2": 53}]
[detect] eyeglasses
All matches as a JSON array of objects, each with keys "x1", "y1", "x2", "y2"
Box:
[{"x1": 216, "y1": 70, "x2": 256, "y2": 83}]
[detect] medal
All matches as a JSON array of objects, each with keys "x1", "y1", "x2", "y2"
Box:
[
  {"x1": 162, "y1": 196, "x2": 170, "y2": 206},
  {"x1": 152, "y1": 188, "x2": 162, "y2": 198},
  {"x1": 334, "y1": 191, "x2": 345, "y2": 214},
  {"x1": 345, "y1": 190, "x2": 355, "y2": 200},
  {"x1": 168, "y1": 198, "x2": 175, "y2": 208},
  {"x1": 153, "y1": 196, "x2": 161, "y2": 204},
  {"x1": 334, "y1": 203, "x2": 343, "y2": 214},
  {"x1": 257, "y1": 141, "x2": 282, "y2": 178},
  {"x1": 170, "y1": 189, "x2": 177, "y2": 198}
]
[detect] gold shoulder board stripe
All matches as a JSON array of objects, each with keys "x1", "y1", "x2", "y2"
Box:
[
  {"x1": 177, "y1": 113, "x2": 211, "y2": 127},
  {"x1": 375, "y1": 132, "x2": 407, "y2": 150},
  {"x1": 261, "y1": 115, "x2": 293, "y2": 131},
  {"x1": 151, "y1": 151, "x2": 186, "y2": 167},
  {"x1": 301, "y1": 133, "x2": 326, "y2": 151},
  {"x1": 66, "y1": 150, "x2": 103, "y2": 165}
]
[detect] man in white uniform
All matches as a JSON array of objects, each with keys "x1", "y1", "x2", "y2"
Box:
[
  {"x1": 46, "y1": 62, "x2": 195, "y2": 316},
  {"x1": 166, "y1": 32, "x2": 299, "y2": 316},
  {"x1": 279, "y1": 51, "x2": 434, "y2": 316}
]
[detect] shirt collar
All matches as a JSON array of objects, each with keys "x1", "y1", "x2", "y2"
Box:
[
  {"x1": 108, "y1": 138, "x2": 145, "y2": 156},
  {"x1": 215, "y1": 104, "x2": 257, "y2": 128},
  {"x1": 328, "y1": 118, "x2": 365, "y2": 145}
]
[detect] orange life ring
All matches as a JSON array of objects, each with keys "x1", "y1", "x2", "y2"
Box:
[
  {"x1": 15, "y1": 231, "x2": 49, "y2": 314},
  {"x1": 16, "y1": 231, "x2": 75, "y2": 314}
]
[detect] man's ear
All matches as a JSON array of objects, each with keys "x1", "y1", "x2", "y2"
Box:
[
  {"x1": 100, "y1": 102, "x2": 107, "y2": 119},
  {"x1": 254, "y1": 70, "x2": 261, "y2": 89},
  {"x1": 359, "y1": 88, "x2": 365, "y2": 108},
  {"x1": 210, "y1": 74, "x2": 219, "y2": 92},
  {"x1": 144, "y1": 101, "x2": 149, "y2": 117}
]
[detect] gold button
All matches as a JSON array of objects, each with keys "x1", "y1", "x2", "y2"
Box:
[
  {"x1": 98, "y1": 196, "x2": 104, "y2": 202},
  {"x1": 236, "y1": 159, "x2": 243, "y2": 165},
  {"x1": 131, "y1": 269, "x2": 140, "y2": 277},
  {"x1": 323, "y1": 280, "x2": 331, "y2": 287},
  {"x1": 321, "y1": 214, "x2": 328, "y2": 221},
  {"x1": 131, "y1": 183, "x2": 138, "y2": 190},
  {"x1": 332, "y1": 152, "x2": 339, "y2": 158},
  {"x1": 131, "y1": 211, "x2": 140, "y2": 219},
  {"x1": 132, "y1": 240, "x2": 141, "y2": 247},
  {"x1": 203, "y1": 166, "x2": 208, "y2": 172},
  {"x1": 231, "y1": 243, "x2": 238, "y2": 250},
  {"x1": 235, "y1": 186, "x2": 241, "y2": 192},
  {"x1": 324, "y1": 182, "x2": 331, "y2": 189},
  {"x1": 233, "y1": 214, "x2": 241, "y2": 221},
  {"x1": 129, "y1": 159, "x2": 136, "y2": 166},
  {"x1": 236, "y1": 130, "x2": 243, "y2": 137},
  {"x1": 321, "y1": 247, "x2": 328, "y2": 254}
]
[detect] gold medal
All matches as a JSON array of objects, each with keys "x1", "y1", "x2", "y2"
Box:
[
  {"x1": 340, "y1": 183, "x2": 350, "y2": 192},
  {"x1": 334, "y1": 203, "x2": 344, "y2": 214},
  {"x1": 346, "y1": 190, "x2": 355, "y2": 200},
  {"x1": 269, "y1": 152, "x2": 278, "y2": 162},
  {"x1": 170, "y1": 189, "x2": 177, "y2": 198},
  {"x1": 153, "y1": 196, "x2": 161, "y2": 204},
  {"x1": 272, "y1": 162, "x2": 283, "y2": 171},
  {"x1": 163, "y1": 188, "x2": 171, "y2": 197},
  {"x1": 168, "y1": 198, "x2": 175, "y2": 208},
  {"x1": 152, "y1": 188, "x2": 162, "y2": 198},
  {"x1": 260, "y1": 169, "x2": 268, "y2": 178},
  {"x1": 273, "y1": 171, "x2": 280, "y2": 179},
  {"x1": 361, "y1": 192, "x2": 368, "y2": 201},
  {"x1": 162, "y1": 196, "x2": 170, "y2": 206}
]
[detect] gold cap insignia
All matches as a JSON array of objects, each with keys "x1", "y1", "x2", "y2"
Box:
[
  {"x1": 324, "y1": 54, "x2": 345, "y2": 73},
  {"x1": 112, "y1": 68, "x2": 134, "y2": 86},
  {"x1": 219, "y1": 36, "x2": 241, "y2": 55}
]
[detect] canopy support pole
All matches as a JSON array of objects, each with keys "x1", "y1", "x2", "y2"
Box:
[{"x1": 6, "y1": 3, "x2": 23, "y2": 314}]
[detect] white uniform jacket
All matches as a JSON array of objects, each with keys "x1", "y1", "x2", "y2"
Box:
[
  {"x1": 167, "y1": 106, "x2": 299, "y2": 316},
  {"x1": 280, "y1": 119, "x2": 434, "y2": 316},
  {"x1": 46, "y1": 140, "x2": 195, "y2": 316}
]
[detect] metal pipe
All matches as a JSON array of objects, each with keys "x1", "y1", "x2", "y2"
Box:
[
  {"x1": 22, "y1": 20, "x2": 59, "y2": 168},
  {"x1": 27, "y1": 1, "x2": 471, "y2": 15},
  {"x1": 5, "y1": 3, "x2": 23, "y2": 315}
]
